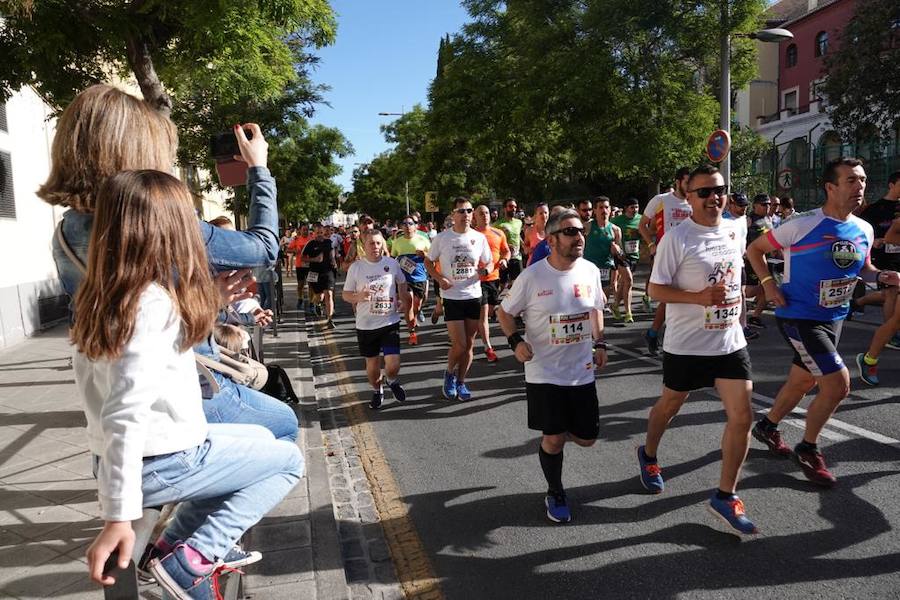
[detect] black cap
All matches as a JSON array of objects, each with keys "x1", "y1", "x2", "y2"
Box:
[
  {"x1": 732, "y1": 192, "x2": 749, "y2": 206},
  {"x1": 753, "y1": 193, "x2": 770, "y2": 204}
]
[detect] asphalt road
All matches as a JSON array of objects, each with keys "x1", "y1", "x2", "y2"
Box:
[{"x1": 312, "y1": 274, "x2": 900, "y2": 600}]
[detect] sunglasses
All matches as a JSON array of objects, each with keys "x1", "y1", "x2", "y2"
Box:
[
  {"x1": 455, "y1": 208, "x2": 474, "y2": 214},
  {"x1": 402, "y1": 220, "x2": 415, "y2": 226},
  {"x1": 554, "y1": 226, "x2": 585, "y2": 237},
  {"x1": 689, "y1": 185, "x2": 728, "y2": 198}
]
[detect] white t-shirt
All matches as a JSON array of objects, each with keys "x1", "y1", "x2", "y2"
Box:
[
  {"x1": 344, "y1": 257, "x2": 406, "y2": 330},
  {"x1": 643, "y1": 192, "x2": 693, "y2": 239},
  {"x1": 500, "y1": 258, "x2": 606, "y2": 386},
  {"x1": 650, "y1": 218, "x2": 747, "y2": 356},
  {"x1": 428, "y1": 228, "x2": 492, "y2": 301}
]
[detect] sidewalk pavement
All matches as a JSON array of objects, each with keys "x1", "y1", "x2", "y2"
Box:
[{"x1": 0, "y1": 290, "x2": 349, "y2": 599}]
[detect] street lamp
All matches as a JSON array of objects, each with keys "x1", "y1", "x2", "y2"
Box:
[
  {"x1": 377, "y1": 110, "x2": 410, "y2": 216},
  {"x1": 720, "y1": 2, "x2": 793, "y2": 188}
]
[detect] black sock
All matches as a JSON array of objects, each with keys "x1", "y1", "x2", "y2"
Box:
[
  {"x1": 715, "y1": 488, "x2": 734, "y2": 500},
  {"x1": 758, "y1": 416, "x2": 778, "y2": 431},
  {"x1": 796, "y1": 440, "x2": 818, "y2": 453},
  {"x1": 641, "y1": 446, "x2": 657, "y2": 463},
  {"x1": 539, "y1": 446, "x2": 564, "y2": 496}
]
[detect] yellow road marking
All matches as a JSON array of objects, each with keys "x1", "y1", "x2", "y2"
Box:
[{"x1": 319, "y1": 329, "x2": 444, "y2": 600}]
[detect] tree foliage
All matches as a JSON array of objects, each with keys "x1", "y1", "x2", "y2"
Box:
[{"x1": 823, "y1": 0, "x2": 900, "y2": 140}]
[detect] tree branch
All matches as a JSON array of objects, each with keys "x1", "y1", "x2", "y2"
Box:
[{"x1": 124, "y1": 32, "x2": 172, "y2": 117}]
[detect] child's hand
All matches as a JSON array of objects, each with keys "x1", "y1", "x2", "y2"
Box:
[{"x1": 87, "y1": 521, "x2": 135, "y2": 585}]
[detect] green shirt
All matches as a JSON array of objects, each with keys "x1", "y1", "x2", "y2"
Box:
[
  {"x1": 611, "y1": 213, "x2": 642, "y2": 260},
  {"x1": 584, "y1": 220, "x2": 615, "y2": 270},
  {"x1": 494, "y1": 217, "x2": 523, "y2": 259}
]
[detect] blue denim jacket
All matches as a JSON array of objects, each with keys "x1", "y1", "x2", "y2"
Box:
[{"x1": 53, "y1": 167, "x2": 278, "y2": 390}]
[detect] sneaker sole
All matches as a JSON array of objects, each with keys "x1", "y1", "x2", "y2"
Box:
[
  {"x1": 636, "y1": 447, "x2": 663, "y2": 494},
  {"x1": 148, "y1": 559, "x2": 194, "y2": 600},
  {"x1": 441, "y1": 387, "x2": 457, "y2": 400},
  {"x1": 855, "y1": 355, "x2": 878, "y2": 386},
  {"x1": 792, "y1": 454, "x2": 837, "y2": 487},
  {"x1": 544, "y1": 499, "x2": 571, "y2": 524},
  {"x1": 222, "y1": 551, "x2": 262, "y2": 569},
  {"x1": 750, "y1": 428, "x2": 791, "y2": 458},
  {"x1": 705, "y1": 504, "x2": 758, "y2": 539}
]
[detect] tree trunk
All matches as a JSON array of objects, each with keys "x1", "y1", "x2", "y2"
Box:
[{"x1": 124, "y1": 33, "x2": 172, "y2": 117}]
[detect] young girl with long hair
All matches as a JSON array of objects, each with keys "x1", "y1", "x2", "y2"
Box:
[{"x1": 73, "y1": 170, "x2": 301, "y2": 599}]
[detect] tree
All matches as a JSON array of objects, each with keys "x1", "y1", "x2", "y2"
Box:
[
  {"x1": 0, "y1": 0, "x2": 336, "y2": 160},
  {"x1": 823, "y1": 0, "x2": 900, "y2": 140},
  {"x1": 729, "y1": 125, "x2": 772, "y2": 196}
]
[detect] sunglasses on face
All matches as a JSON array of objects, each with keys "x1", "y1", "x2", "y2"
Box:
[
  {"x1": 455, "y1": 208, "x2": 474, "y2": 214},
  {"x1": 689, "y1": 185, "x2": 728, "y2": 199},
  {"x1": 402, "y1": 220, "x2": 415, "y2": 226},
  {"x1": 554, "y1": 226, "x2": 585, "y2": 237}
]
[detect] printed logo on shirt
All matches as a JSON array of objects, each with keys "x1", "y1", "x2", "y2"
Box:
[
  {"x1": 671, "y1": 208, "x2": 691, "y2": 222},
  {"x1": 537, "y1": 289, "x2": 554, "y2": 297},
  {"x1": 573, "y1": 284, "x2": 594, "y2": 298},
  {"x1": 471, "y1": 239, "x2": 476, "y2": 245},
  {"x1": 831, "y1": 240, "x2": 862, "y2": 268},
  {"x1": 384, "y1": 266, "x2": 390, "y2": 272}
]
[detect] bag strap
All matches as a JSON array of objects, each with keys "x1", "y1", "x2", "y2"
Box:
[
  {"x1": 56, "y1": 221, "x2": 87, "y2": 276},
  {"x1": 194, "y1": 360, "x2": 221, "y2": 396},
  {"x1": 194, "y1": 352, "x2": 251, "y2": 385}
]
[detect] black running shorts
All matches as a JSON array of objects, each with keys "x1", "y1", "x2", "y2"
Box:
[
  {"x1": 662, "y1": 347, "x2": 752, "y2": 392},
  {"x1": 443, "y1": 298, "x2": 481, "y2": 321},
  {"x1": 356, "y1": 322, "x2": 401, "y2": 358},
  {"x1": 307, "y1": 270, "x2": 335, "y2": 294},
  {"x1": 480, "y1": 281, "x2": 501, "y2": 307},
  {"x1": 775, "y1": 317, "x2": 844, "y2": 377},
  {"x1": 500, "y1": 258, "x2": 522, "y2": 286},
  {"x1": 526, "y1": 382, "x2": 600, "y2": 440},
  {"x1": 407, "y1": 280, "x2": 427, "y2": 300}
]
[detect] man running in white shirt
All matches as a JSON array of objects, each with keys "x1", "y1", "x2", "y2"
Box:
[
  {"x1": 637, "y1": 164, "x2": 758, "y2": 538},
  {"x1": 425, "y1": 197, "x2": 493, "y2": 401},
  {"x1": 497, "y1": 208, "x2": 608, "y2": 524},
  {"x1": 342, "y1": 230, "x2": 412, "y2": 409}
]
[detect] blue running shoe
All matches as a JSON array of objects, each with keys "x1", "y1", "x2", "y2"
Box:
[
  {"x1": 150, "y1": 544, "x2": 216, "y2": 600},
  {"x1": 707, "y1": 493, "x2": 759, "y2": 538},
  {"x1": 644, "y1": 330, "x2": 659, "y2": 355},
  {"x1": 457, "y1": 382, "x2": 472, "y2": 401},
  {"x1": 886, "y1": 333, "x2": 900, "y2": 350},
  {"x1": 545, "y1": 492, "x2": 571, "y2": 523},
  {"x1": 442, "y1": 371, "x2": 457, "y2": 400},
  {"x1": 370, "y1": 390, "x2": 384, "y2": 409},
  {"x1": 388, "y1": 380, "x2": 407, "y2": 402},
  {"x1": 637, "y1": 445, "x2": 664, "y2": 493},
  {"x1": 856, "y1": 353, "x2": 879, "y2": 386},
  {"x1": 220, "y1": 545, "x2": 262, "y2": 569}
]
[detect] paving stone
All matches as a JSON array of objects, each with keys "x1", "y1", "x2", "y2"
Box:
[
  {"x1": 344, "y1": 559, "x2": 370, "y2": 583},
  {"x1": 367, "y1": 539, "x2": 391, "y2": 563},
  {"x1": 265, "y1": 494, "x2": 310, "y2": 519},
  {"x1": 358, "y1": 507, "x2": 379, "y2": 524},
  {"x1": 243, "y1": 546, "x2": 315, "y2": 587},
  {"x1": 341, "y1": 538, "x2": 365, "y2": 559},
  {"x1": 249, "y1": 519, "x2": 311, "y2": 552},
  {"x1": 337, "y1": 503, "x2": 356, "y2": 520},
  {"x1": 333, "y1": 488, "x2": 353, "y2": 503},
  {"x1": 374, "y1": 562, "x2": 398, "y2": 584}
]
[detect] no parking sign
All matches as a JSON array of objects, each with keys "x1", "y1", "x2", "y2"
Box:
[{"x1": 706, "y1": 129, "x2": 731, "y2": 163}]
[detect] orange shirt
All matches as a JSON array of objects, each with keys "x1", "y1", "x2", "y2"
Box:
[
  {"x1": 288, "y1": 236, "x2": 311, "y2": 268},
  {"x1": 479, "y1": 226, "x2": 509, "y2": 282}
]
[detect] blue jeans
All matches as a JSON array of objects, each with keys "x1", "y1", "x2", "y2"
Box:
[
  {"x1": 203, "y1": 373, "x2": 299, "y2": 442},
  {"x1": 142, "y1": 423, "x2": 303, "y2": 561}
]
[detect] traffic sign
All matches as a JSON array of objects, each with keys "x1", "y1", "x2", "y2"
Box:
[
  {"x1": 706, "y1": 129, "x2": 731, "y2": 163},
  {"x1": 424, "y1": 191, "x2": 438, "y2": 213},
  {"x1": 777, "y1": 168, "x2": 794, "y2": 191}
]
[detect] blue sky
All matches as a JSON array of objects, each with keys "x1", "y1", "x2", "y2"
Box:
[{"x1": 308, "y1": 1, "x2": 470, "y2": 193}]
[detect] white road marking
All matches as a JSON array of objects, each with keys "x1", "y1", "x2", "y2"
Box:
[{"x1": 608, "y1": 343, "x2": 898, "y2": 448}]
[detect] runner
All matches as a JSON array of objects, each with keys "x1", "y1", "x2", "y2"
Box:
[
  {"x1": 583, "y1": 196, "x2": 622, "y2": 315},
  {"x1": 473, "y1": 204, "x2": 511, "y2": 363},
  {"x1": 425, "y1": 197, "x2": 493, "y2": 401},
  {"x1": 303, "y1": 224, "x2": 337, "y2": 328},
  {"x1": 638, "y1": 164, "x2": 758, "y2": 537},
  {"x1": 576, "y1": 199, "x2": 593, "y2": 230},
  {"x1": 747, "y1": 157, "x2": 898, "y2": 486},
  {"x1": 723, "y1": 192, "x2": 758, "y2": 341},
  {"x1": 287, "y1": 224, "x2": 312, "y2": 310},
  {"x1": 638, "y1": 167, "x2": 693, "y2": 354},
  {"x1": 610, "y1": 197, "x2": 642, "y2": 323},
  {"x1": 496, "y1": 208, "x2": 608, "y2": 523},
  {"x1": 524, "y1": 202, "x2": 549, "y2": 265},
  {"x1": 342, "y1": 230, "x2": 411, "y2": 409},
  {"x1": 745, "y1": 194, "x2": 775, "y2": 329},
  {"x1": 495, "y1": 198, "x2": 524, "y2": 289},
  {"x1": 391, "y1": 215, "x2": 431, "y2": 345}
]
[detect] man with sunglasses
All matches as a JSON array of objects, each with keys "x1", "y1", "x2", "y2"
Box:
[
  {"x1": 638, "y1": 164, "x2": 758, "y2": 537},
  {"x1": 747, "y1": 158, "x2": 898, "y2": 486},
  {"x1": 497, "y1": 209, "x2": 608, "y2": 523},
  {"x1": 639, "y1": 167, "x2": 693, "y2": 354},
  {"x1": 495, "y1": 198, "x2": 524, "y2": 289},
  {"x1": 391, "y1": 215, "x2": 431, "y2": 345},
  {"x1": 425, "y1": 197, "x2": 493, "y2": 400},
  {"x1": 576, "y1": 199, "x2": 593, "y2": 230}
]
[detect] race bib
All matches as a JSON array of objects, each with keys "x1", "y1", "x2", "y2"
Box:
[
  {"x1": 306, "y1": 272, "x2": 319, "y2": 283},
  {"x1": 549, "y1": 312, "x2": 591, "y2": 345},
  {"x1": 399, "y1": 256, "x2": 417, "y2": 274},
  {"x1": 598, "y1": 268, "x2": 610, "y2": 283},
  {"x1": 452, "y1": 260, "x2": 476, "y2": 281},
  {"x1": 819, "y1": 277, "x2": 856, "y2": 308},
  {"x1": 885, "y1": 243, "x2": 900, "y2": 254},
  {"x1": 624, "y1": 240, "x2": 639, "y2": 254},
  {"x1": 370, "y1": 296, "x2": 393, "y2": 316},
  {"x1": 704, "y1": 295, "x2": 741, "y2": 330}
]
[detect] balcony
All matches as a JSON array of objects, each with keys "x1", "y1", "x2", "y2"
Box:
[{"x1": 757, "y1": 99, "x2": 827, "y2": 126}]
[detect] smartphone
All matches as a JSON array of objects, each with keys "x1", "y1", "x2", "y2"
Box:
[
  {"x1": 210, "y1": 129, "x2": 253, "y2": 187},
  {"x1": 102, "y1": 550, "x2": 139, "y2": 600}
]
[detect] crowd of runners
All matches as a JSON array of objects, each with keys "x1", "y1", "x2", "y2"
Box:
[{"x1": 283, "y1": 160, "x2": 900, "y2": 538}]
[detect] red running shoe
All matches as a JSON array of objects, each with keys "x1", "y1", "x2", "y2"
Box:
[
  {"x1": 485, "y1": 347, "x2": 498, "y2": 363},
  {"x1": 752, "y1": 421, "x2": 791, "y2": 458},
  {"x1": 409, "y1": 331, "x2": 418, "y2": 346},
  {"x1": 793, "y1": 446, "x2": 837, "y2": 487}
]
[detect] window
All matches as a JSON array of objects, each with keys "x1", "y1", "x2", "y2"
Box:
[
  {"x1": 0, "y1": 151, "x2": 15, "y2": 219},
  {"x1": 0, "y1": 102, "x2": 7, "y2": 132},
  {"x1": 815, "y1": 31, "x2": 828, "y2": 57},
  {"x1": 786, "y1": 44, "x2": 798, "y2": 67},
  {"x1": 783, "y1": 90, "x2": 798, "y2": 114}
]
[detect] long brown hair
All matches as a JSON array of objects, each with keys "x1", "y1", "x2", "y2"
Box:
[
  {"x1": 71, "y1": 170, "x2": 219, "y2": 360},
  {"x1": 37, "y1": 84, "x2": 178, "y2": 213}
]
